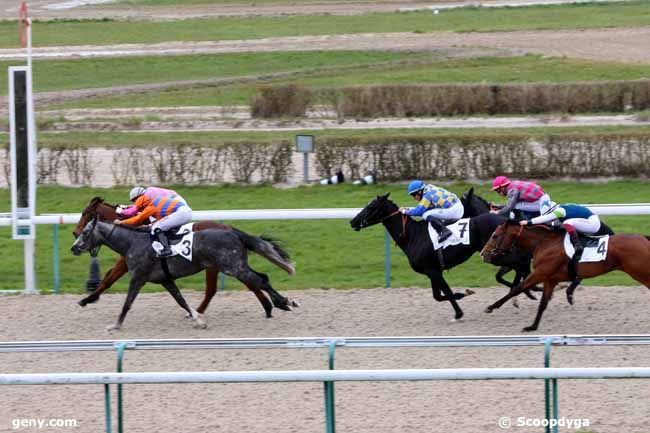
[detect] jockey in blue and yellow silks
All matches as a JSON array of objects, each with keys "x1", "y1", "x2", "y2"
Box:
[{"x1": 399, "y1": 180, "x2": 464, "y2": 242}]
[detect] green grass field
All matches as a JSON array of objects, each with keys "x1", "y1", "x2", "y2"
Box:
[
  {"x1": 33, "y1": 55, "x2": 650, "y2": 109},
  {"x1": 1, "y1": 2, "x2": 649, "y2": 48},
  {"x1": 24, "y1": 125, "x2": 650, "y2": 149},
  {"x1": 1, "y1": 181, "x2": 649, "y2": 293}
]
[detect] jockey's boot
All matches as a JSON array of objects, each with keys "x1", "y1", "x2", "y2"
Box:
[
  {"x1": 154, "y1": 228, "x2": 173, "y2": 257},
  {"x1": 564, "y1": 224, "x2": 583, "y2": 280},
  {"x1": 428, "y1": 218, "x2": 452, "y2": 243}
]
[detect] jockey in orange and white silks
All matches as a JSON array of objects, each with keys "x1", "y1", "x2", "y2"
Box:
[
  {"x1": 491, "y1": 176, "x2": 551, "y2": 218},
  {"x1": 115, "y1": 186, "x2": 193, "y2": 256}
]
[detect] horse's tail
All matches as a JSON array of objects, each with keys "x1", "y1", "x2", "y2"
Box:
[{"x1": 234, "y1": 229, "x2": 295, "y2": 275}]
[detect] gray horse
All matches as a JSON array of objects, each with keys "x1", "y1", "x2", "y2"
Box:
[{"x1": 71, "y1": 218, "x2": 297, "y2": 331}]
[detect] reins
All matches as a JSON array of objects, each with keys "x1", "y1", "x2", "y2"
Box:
[{"x1": 382, "y1": 209, "x2": 408, "y2": 245}]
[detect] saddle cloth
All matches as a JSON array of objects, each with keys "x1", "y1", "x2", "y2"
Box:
[
  {"x1": 563, "y1": 233, "x2": 609, "y2": 262},
  {"x1": 427, "y1": 218, "x2": 471, "y2": 250},
  {"x1": 151, "y1": 223, "x2": 194, "y2": 261}
]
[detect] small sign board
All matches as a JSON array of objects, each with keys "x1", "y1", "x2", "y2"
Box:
[{"x1": 295, "y1": 135, "x2": 315, "y2": 153}]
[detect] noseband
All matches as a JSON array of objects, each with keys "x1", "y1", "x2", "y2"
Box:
[{"x1": 491, "y1": 224, "x2": 524, "y2": 257}]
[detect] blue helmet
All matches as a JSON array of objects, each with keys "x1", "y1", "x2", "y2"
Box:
[{"x1": 407, "y1": 180, "x2": 425, "y2": 196}]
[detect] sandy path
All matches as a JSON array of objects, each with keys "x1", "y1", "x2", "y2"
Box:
[
  {"x1": 2, "y1": 27, "x2": 650, "y2": 64},
  {"x1": 0, "y1": 0, "x2": 616, "y2": 20},
  {"x1": 1, "y1": 285, "x2": 649, "y2": 432}
]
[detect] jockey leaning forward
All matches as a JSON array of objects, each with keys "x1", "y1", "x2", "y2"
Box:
[
  {"x1": 114, "y1": 186, "x2": 192, "y2": 257},
  {"x1": 520, "y1": 201, "x2": 601, "y2": 261},
  {"x1": 398, "y1": 180, "x2": 464, "y2": 242},
  {"x1": 490, "y1": 176, "x2": 551, "y2": 220}
]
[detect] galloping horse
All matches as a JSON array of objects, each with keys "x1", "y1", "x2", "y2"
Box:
[
  {"x1": 481, "y1": 221, "x2": 650, "y2": 331},
  {"x1": 73, "y1": 197, "x2": 296, "y2": 318},
  {"x1": 349, "y1": 193, "x2": 534, "y2": 321},
  {"x1": 461, "y1": 187, "x2": 615, "y2": 305},
  {"x1": 461, "y1": 187, "x2": 540, "y2": 300},
  {"x1": 72, "y1": 219, "x2": 298, "y2": 330}
]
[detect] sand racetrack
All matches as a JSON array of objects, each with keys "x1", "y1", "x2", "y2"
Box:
[{"x1": 1, "y1": 285, "x2": 649, "y2": 433}]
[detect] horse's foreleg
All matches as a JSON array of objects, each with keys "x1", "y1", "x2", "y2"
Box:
[
  {"x1": 429, "y1": 273, "x2": 465, "y2": 320},
  {"x1": 523, "y1": 280, "x2": 557, "y2": 332},
  {"x1": 108, "y1": 278, "x2": 143, "y2": 331},
  {"x1": 161, "y1": 280, "x2": 207, "y2": 329},
  {"x1": 79, "y1": 257, "x2": 129, "y2": 307},
  {"x1": 196, "y1": 269, "x2": 218, "y2": 314},
  {"x1": 486, "y1": 266, "x2": 548, "y2": 313},
  {"x1": 565, "y1": 278, "x2": 582, "y2": 305}
]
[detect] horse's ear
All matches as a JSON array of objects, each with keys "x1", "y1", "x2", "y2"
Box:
[
  {"x1": 379, "y1": 192, "x2": 390, "y2": 199},
  {"x1": 467, "y1": 187, "x2": 474, "y2": 197}
]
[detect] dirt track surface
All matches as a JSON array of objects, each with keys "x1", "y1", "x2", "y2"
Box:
[
  {"x1": 1, "y1": 286, "x2": 649, "y2": 433},
  {"x1": 0, "y1": 0, "x2": 615, "y2": 20},
  {"x1": 3, "y1": 27, "x2": 650, "y2": 64}
]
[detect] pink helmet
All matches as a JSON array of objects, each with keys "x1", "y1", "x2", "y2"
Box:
[{"x1": 492, "y1": 175, "x2": 511, "y2": 191}]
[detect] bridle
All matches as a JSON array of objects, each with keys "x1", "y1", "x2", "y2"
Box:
[
  {"x1": 490, "y1": 224, "x2": 524, "y2": 257},
  {"x1": 382, "y1": 209, "x2": 408, "y2": 245}
]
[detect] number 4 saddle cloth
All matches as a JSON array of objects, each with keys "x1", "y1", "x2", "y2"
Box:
[
  {"x1": 563, "y1": 233, "x2": 610, "y2": 263},
  {"x1": 427, "y1": 218, "x2": 471, "y2": 250}
]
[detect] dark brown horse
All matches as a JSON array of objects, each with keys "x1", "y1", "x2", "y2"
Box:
[
  {"x1": 481, "y1": 221, "x2": 650, "y2": 331},
  {"x1": 73, "y1": 197, "x2": 291, "y2": 317}
]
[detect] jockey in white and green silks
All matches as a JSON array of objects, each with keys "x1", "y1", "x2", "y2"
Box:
[{"x1": 399, "y1": 180, "x2": 464, "y2": 242}]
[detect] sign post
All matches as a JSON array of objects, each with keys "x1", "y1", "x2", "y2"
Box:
[
  {"x1": 295, "y1": 135, "x2": 315, "y2": 183},
  {"x1": 9, "y1": 2, "x2": 37, "y2": 293}
]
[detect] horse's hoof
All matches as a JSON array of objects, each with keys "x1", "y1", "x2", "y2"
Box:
[
  {"x1": 449, "y1": 317, "x2": 463, "y2": 323},
  {"x1": 465, "y1": 289, "x2": 475, "y2": 296},
  {"x1": 78, "y1": 300, "x2": 87, "y2": 307},
  {"x1": 106, "y1": 324, "x2": 121, "y2": 332},
  {"x1": 567, "y1": 295, "x2": 574, "y2": 306},
  {"x1": 290, "y1": 299, "x2": 300, "y2": 308},
  {"x1": 193, "y1": 320, "x2": 208, "y2": 329},
  {"x1": 512, "y1": 299, "x2": 520, "y2": 309},
  {"x1": 522, "y1": 326, "x2": 537, "y2": 332},
  {"x1": 485, "y1": 307, "x2": 494, "y2": 314}
]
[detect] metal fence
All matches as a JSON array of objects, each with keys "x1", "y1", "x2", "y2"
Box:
[
  {"x1": 2, "y1": 335, "x2": 650, "y2": 433},
  {"x1": 2, "y1": 204, "x2": 650, "y2": 293}
]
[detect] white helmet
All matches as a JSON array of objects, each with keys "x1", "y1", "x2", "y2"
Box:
[{"x1": 129, "y1": 186, "x2": 146, "y2": 201}]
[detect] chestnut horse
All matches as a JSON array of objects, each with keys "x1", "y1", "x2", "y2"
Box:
[
  {"x1": 72, "y1": 197, "x2": 290, "y2": 317},
  {"x1": 481, "y1": 221, "x2": 650, "y2": 331}
]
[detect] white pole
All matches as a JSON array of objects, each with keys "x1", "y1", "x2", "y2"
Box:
[{"x1": 26, "y1": 18, "x2": 32, "y2": 70}]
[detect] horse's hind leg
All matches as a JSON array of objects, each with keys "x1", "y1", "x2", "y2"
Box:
[
  {"x1": 196, "y1": 268, "x2": 218, "y2": 314},
  {"x1": 161, "y1": 280, "x2": 207, "y2": 329},
  {"x1": 79, "y1": 256, "x2": 128, "y2": 306},
  {"x1": 253, "y1": 270, "x2": 299, "y2": 310}
]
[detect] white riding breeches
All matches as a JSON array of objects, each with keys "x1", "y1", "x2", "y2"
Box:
[
  {"x1": 515, "y1": 193, "x2": 550, "y2": 213},
  {"x1": 151, "y1": 206, "x2": 193, "y2": 233},
  {"x1": 564, "y1": 215, "x2": 601, "y2": 234},
  {"x1": 422, "y1": 200, "x2": 464, "y2": 223}
]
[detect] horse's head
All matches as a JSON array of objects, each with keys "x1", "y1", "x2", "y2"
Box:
[
  {"x1": 73, "y1": 197, "x2": 117, "y2": 238},
  {"x1": 350, "y1": 193, "x2": 398, "y2": 231},
  {"x1": 71, "y1": 217, "x2": 101, "y2": 256},
  {"x1": 461, "y1": 187, "x2": 491, "y2": 218},
  {"x1": 480, "y1": 221, "x2": 521, "y2": 263}
]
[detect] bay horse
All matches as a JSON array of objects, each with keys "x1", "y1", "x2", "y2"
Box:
[
  {"x1": 481, "y1": 221, "x2": 650, "y2": 331},
  {"x1": 72, "y1": 218, "x2": 298, "y2": 330},
  {"x1": 349, "y1": 193, "x2": 534, "y2": 321},
  {"x1": 73, "y1": 197, "x2": 295, "y2": 318},
  {"x1": 461, "y1": 187, "x2": 615, "y2": 305}
]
